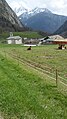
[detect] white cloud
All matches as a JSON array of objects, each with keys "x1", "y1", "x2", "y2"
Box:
[
  {"x1": 6, "y1": 0, "x2": 67, "y2": 16},
  {"x1": 49, "y1": 0, "x2": 64, "y2": 9},
  {"x1": 49, "y1": 0, "x2": 67, "y2": 15}
]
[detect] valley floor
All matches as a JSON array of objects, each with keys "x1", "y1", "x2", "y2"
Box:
[{"x1": 0, "y1": 44, "x2": 67, "y2": 119}]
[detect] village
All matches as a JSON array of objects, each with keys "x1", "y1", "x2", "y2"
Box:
[{"x1": 7, "y1": 32, "x2": 67, "y2": 49}]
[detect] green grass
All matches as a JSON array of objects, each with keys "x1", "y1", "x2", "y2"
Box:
[
  {"x1": 13, "y1": 31, "x2": 43, "y2": 38},
  {"x1": 2, "y1": 44, "x2": 66, "y2": 80},
  {"x1": 0, "y1": 31, "x2": 43, "y2": 42},
  {"x1": 0, "y1": 44, "x2": 67, "y2": 119}
]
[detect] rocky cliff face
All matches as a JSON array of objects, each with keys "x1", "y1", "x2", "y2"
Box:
[{"x1": 0, "y1": 0, "x2": 25, "y2": 32}]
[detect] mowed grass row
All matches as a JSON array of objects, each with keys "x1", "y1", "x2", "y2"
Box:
[{"x1": 0, "y1": 44, "x2": 67, "y2": 119}]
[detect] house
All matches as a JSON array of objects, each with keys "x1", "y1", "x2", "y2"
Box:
[
  {"x1": 7, "y1": 32, "x2": 22, "y2": 44},
  {"x1": 46, "y1": 35, "x2": 67, "y2": 49},
  {"x1": 39, "y1": 35, "x2": 67, "y2": 49}
]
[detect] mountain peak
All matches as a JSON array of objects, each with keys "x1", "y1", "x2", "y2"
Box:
[
  {"x1": 19, "y1": 7, "x2": 52, "y2": 20},
  {"x1": 14, "y1": 6, "x2": 52, "y2": 17},
  {"x1": 14, "y1": 6, "x2": 28, "y2": 16},
  {"x1": 27, "y1": 7, "x2": 52, "y2": 17},
  {"x1": 19, "y1": 7, "x2": 67, "y2": 33},
  {"x1": 31, "y1": 7, "x2": 52, "y2": 14}
]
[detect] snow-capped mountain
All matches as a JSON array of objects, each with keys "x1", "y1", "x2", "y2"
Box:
[
  {"x1": 19, "y1": 7, "x2": 67, "y2": 33},
  {"x1": 19, "y1": 7, "x2": 52, "y2": 21},
  {"x1": 28, "y1": 7, "x2": 52, "y2": 15},
  {"x1": 14, "y1": 5, "x2": 52, "y2": 17},
  {"x1": 20, "y1": 7, "x2": 51, "y2": 17},
  {"x1": 14, "y1": 6, "x2": 28, "y2": 16}
]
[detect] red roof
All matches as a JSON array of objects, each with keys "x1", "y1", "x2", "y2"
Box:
[{"x1": 53, "y1": 40, "x2": 67, "y2": 44}]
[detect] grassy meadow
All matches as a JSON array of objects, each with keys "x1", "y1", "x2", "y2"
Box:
[{"x1": 0, "y1": 44, "x2": 67, "y2": 119}]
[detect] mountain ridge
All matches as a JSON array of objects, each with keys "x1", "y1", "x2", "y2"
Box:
[
  {"x1": 54, "y1": 20, "x2": 67, "y2": 38},
  {"x1": 0, "y1": 0, "x2": 26, "y2": 32},
  {"x1": 19, "y1": 7, "x2": 67, "y2": 33}
]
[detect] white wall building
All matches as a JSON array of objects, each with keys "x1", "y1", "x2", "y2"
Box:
[{"x1": 7, "y1": 32, "x2": 22, "y2": 44}]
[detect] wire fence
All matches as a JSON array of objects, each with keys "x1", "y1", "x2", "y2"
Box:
[{"x1": 0, "y1": 47, "x2": 67, "y2": 87}]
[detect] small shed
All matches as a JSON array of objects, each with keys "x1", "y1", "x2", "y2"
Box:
[
  {"x1": 7, "y1": 36, "x2": 22, "y2": 44},
  {"x1": 7, "y1": 32, "x2": 22, "y2": 44}
]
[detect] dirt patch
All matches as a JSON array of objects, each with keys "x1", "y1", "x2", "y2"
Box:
[{"x1": 0, "y1": 115, "x2": 3, "y2": 119}]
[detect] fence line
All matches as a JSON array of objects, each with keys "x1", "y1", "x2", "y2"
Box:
[{"x1": 1, "y1": 50, "x2": 67, "y2": 87}]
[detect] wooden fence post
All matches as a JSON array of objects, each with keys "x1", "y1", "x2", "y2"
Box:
[{"x1": 56, "y1": 69, "x2": 58, "y2": 87}]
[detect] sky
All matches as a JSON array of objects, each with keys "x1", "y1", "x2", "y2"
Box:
[{"x1": 6, "y1": 0, "x2": 67, "y2": 16}]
